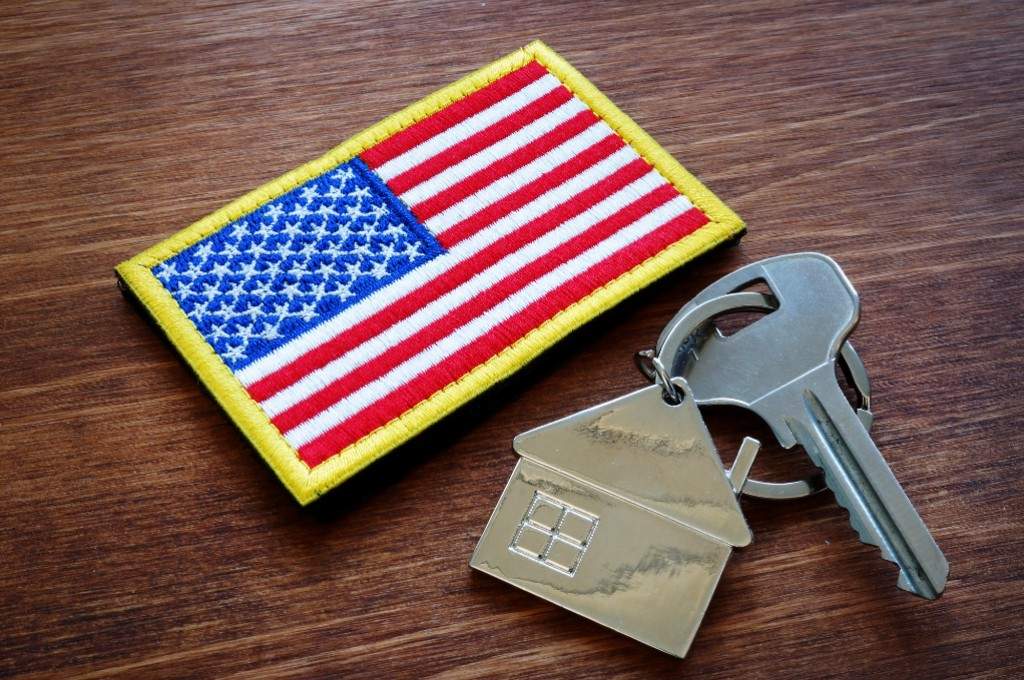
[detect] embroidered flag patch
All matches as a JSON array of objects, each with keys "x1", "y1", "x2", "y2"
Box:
[{"x1": 117, "y1": 41, "x2": 744, "y2": 504}]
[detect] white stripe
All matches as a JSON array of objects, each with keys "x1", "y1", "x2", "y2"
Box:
[
  {"x1": 374, "y1": 74, "x2": 563, "y2": 181},
  {"x1": 260, "y1": 171, "x2": 679, "y2": 417},
  {"x1": 284, "y1": 196, "x2": 694, "y2": 447},
  {"x1": 425, "y1": 121, "x2": 615, "y2": 234},
  {"x1": 235, "y1": 145, "x2": 643, "y2": 386},
  {"x1": 397, "y1": 98, "x2": 589, "y2": 206}
]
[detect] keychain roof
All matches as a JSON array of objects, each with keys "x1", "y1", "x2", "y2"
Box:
[{"x1": 116, "y1": 40, "x2": 745, "y2": 504}]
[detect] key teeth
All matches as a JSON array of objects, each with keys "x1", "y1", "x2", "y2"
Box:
[
  {"x1": 808, "y1": 449, "x2": 881, "y2": 546},
  {"x1": 822, "y1": 468, "x2": 934, "y2": 598},
  {"x1": 832, "y1": 485, "x2": 884, "y2": 553}
]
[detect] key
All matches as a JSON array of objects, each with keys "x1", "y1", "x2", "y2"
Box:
[{"x1": 657, "y1": 253, "x2": 948, "y2": 599}]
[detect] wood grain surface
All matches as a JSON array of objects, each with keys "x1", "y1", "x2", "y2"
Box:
[{"x1": 2, "y1": 1, "x2": 1022, "y2": 677}]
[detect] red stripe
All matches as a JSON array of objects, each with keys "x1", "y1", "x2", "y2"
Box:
[
  {"x1": 387, "y1": 86, "x2": 574, "y2": 195},
  {"x1": 297, "y1": 206, "x2": 711, "y2": 466},
  {"x1": 245, "y1": 157, "x2": 652, "y2": 402},
  {"x1": 410, "y1": 110, "x2": 601, "y2": 221},
  {"x1": 438, "y1": 133, "x2": 626, "y2": 248},
  {"x1": 360, "y1": 61, "x2": 549, "y2": 168},
  {"x1": 271, "y1": 183, "x2": 680, "y2": 433}
]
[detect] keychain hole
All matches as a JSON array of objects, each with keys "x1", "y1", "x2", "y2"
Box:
[
  {"x1": 714, "y1": 279, "x2": 778, "y2": 336},
  {"x1": 660, "y1": 386, "x2": 684, "y2": 406},
  {"x1": 728, "y1": 277, "x2": 777, "y2": 302}
]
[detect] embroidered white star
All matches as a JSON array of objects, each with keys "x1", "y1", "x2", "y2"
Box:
[
  {"x1": 250, "y1": 279, "x2": 275, "y2": 297},
  {"x1": 316, "y1": 261, "x2": 338, "y2": 277},
  {"x1": 254, "y1": 222, "x2": 276, "y2": 240},
  {"x1": 210, "y1": 322, "x2": 230, "y2": 341},
  {"x1": 192, "y1": 300, "x2": 210, "y2": 317},
  {"x1": 265, "y1": 203, "x2": 285, "y2": 222},
  {"x1": 369, "y1": 259, "x2": 390, "y2": 279},
  {"x1": 262, "y1": 260, "x2": 283, "y2": 278},
  {"x1": 287, "y1": 261, "x2": 308, "y2": 278},
  {"x1": 306, "y1": 281, "x2": 329, "y2": 298},
  {"x1": 225, "y1": 280, "x2": 248, "y2": 299},
  {"x1": 249, "y1": 242, "x2": 271, "y2": 258},
  {"x1": 381, "y1": 222, "x2": 406, "y2": 240},
  {"x1": 331, "y1": 166, "x2": 355, "y2": 183},
  {"x1": 194, "y1": 242, "x2": 215, "y2": 261},
  {"x1": 235, "y1": 322, "x2": 255, "y2": 341},
  {"x1": 334, "y1": 222, "x2": 355, "y2": 241},
  {"x1": 209, "y1": 261, "x2": 233, "y2": 278},
  {"x1": 243, "y1": 301, "x2": 264, "y2": 320},
  {"x1": 402, "y1": 241, "x2": 423, "y2": 260},
  {"x1": 334, "y1": 283, "x2": 354, "y2": 301},
  {"x1": 361, "y1": 219, "x2": 381, "y2": 238},
  {"x1": 154, "y1": 261, "x2": 178, "y2": 278},
  {"x1": 344, "y1": 259, "x2": 364, "y2": 279},
  {"x1": 237, "y1": 261, "x2": 260, "y2": 278},
  {"x1": 281, "y1": 220, "x2": 303, "y2": 239},
  {"x1": 297, "y1": 302, "x2": 318, "y2": 322},
  {"x1": 280, "y1": 280, "x2": 303, "y2": 298},
  {"x1": 308, "y1": 219, "x2": 331, "y2": 238},
  {"x1": 201, "y1": 282, "x2": 221, "y2": 300}
]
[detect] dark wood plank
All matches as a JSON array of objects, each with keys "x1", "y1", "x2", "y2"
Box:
[{"x1": 1, "y1": 1, "x2": 1022, "y2": 677}]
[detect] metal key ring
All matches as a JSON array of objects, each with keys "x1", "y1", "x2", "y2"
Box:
[{"x1": 638, "y1": 292, "x2": 873, "y2": 500}]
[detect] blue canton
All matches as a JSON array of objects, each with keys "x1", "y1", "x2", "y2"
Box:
[{"x1": 153, "y1": 158, "x2": 443, "y2": 369}]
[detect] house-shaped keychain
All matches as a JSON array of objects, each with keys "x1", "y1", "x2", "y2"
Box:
[{"x1": 471, "y1": 378, "x2": 759, "y2": 657}]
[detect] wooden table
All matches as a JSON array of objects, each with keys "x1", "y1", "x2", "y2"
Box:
[{"x1": 2, "y1": 2, "x2": 1021, "y2": 677}]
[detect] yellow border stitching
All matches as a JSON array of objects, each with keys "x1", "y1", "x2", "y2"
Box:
[{"x1": 116, "y1": 41, "x2": 744, "y2": 505}]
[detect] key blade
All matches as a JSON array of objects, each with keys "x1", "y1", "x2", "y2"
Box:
[{"x1": 788, "y1": 373, "x2": 948, "y2": 599}]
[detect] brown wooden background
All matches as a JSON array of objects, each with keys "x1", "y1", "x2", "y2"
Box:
[{"x1": 2, "y1": 1, "x2": 1022, "y2": 677}]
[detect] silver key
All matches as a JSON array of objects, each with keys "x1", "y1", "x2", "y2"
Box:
[{"x1": 657, "y1": 253, "x2": 948, "y2": 599}]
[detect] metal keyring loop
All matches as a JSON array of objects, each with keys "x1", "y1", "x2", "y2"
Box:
[
  {"x1": 641, "y1": 292, "x2": 871, "y2": 500},
  {"x1": 634, "y1": 350, "x2": 683, "y2": 404}
]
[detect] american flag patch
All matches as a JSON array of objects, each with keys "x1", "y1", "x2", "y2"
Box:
[{"x1": 117, "y1": 42, "x2": 744, "y2": 503}]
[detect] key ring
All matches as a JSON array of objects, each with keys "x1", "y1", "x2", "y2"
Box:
[
  {"x1": 637, "y1": 292, "x2": 873, "y2": 500},
  {"x1": 636, "y1": 352, "x2": 683, "y2": 404}
]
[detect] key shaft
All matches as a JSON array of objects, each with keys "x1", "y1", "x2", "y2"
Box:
[{"x1": 759, "y1": 364, "x2": 948, "y2": 599}]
